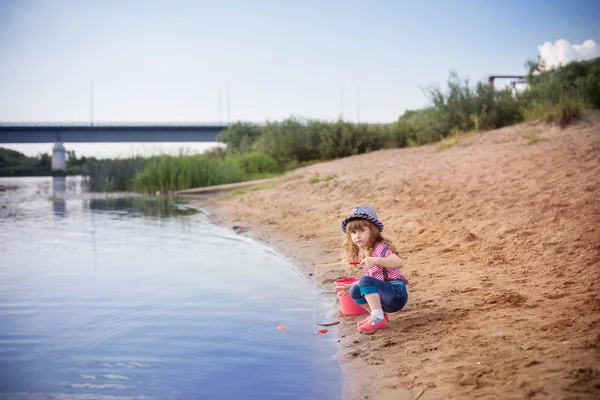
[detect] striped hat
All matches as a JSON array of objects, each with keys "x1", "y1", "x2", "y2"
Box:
[{"x1": 341, "y1": 205, "x2": 384, "y2": 233}]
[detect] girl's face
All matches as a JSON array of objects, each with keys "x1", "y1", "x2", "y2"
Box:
[{"x1": 349, "y1": 223, "x2": 372, "y2": 249}]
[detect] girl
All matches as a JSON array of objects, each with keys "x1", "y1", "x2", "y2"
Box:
[{"x1": 336, "y1": 205, "x2": 409, "y2": 332}]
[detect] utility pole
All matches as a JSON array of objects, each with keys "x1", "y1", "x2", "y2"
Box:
[
  {"x1": 340, "y1": 86, "x2": 344, "y2": 120},
  {"x1": 90, "y1": 81, "x2": 94, "y2": 126},
  {"x1": 227, "y1": 83, "x2": 231, "y2": 125},
  {"x1": 356, "y1": 85, "x2": 360, "y2": 124},
  {"x1": 218, "y1": 85, "x2": 222, "y2": 126}
]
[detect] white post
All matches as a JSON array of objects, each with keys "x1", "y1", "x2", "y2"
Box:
[{"x1": 52, "y1": 141, "x2": 66, "y2": 171}]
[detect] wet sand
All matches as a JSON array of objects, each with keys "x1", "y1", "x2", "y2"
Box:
[{"x1": 190, "y1": 117, "x2": 600, "y2": 399}]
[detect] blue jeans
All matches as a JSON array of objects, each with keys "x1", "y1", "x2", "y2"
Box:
[{"x1": 349, "y1": 276, "x2": 408, "y2": 313}]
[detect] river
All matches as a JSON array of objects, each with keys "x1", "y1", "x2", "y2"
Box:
[{"x1": 0, "y1": 176, "x2": 342, "y2": 399}]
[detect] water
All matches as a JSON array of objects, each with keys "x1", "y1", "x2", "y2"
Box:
[{"x1": 0, "y1": 177, "x2": 342, "y2": 399}]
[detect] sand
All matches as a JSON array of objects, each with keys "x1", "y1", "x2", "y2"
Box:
[{"x1": 189, "y1": 117, "x2": 600, "y2": 399}]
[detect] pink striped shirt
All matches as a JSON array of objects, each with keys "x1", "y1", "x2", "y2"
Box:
[{"x1": 363, "y1": 242, "x2": 409, "y2": 284}]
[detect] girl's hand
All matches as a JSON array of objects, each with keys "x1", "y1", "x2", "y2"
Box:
[{"x1": 360, "y1": 257, "x2": 379, "y2": 269}]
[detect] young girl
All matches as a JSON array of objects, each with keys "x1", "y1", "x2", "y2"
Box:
[{"x1": 336, "y1": 205, "x2": 409, "y2": 332}]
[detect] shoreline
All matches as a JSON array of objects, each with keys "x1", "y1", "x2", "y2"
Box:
[
  {"x1": 186, "y1": 118, "x2": 600, "y2": 399},
  {"x1": 187, "y1": 196, "x2": 378, "y2": 399}
]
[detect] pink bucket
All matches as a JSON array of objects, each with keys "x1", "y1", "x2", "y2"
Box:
[{"x1": 335, "y1": 277, "x2": 368, "y2": 316}]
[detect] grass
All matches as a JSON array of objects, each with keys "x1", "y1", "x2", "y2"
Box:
[
  {"x1": 284, "y1": 159, "x2": 322, "y2": 171},
  {"x1": 524, "y1": 98, "x2": 585, "y2": 128},
  {"x1": 521, "y1": 129, "x2": 546, "y2": 145},
  {"x1": 437, "y1": 129, "x2": 477, "y2": 151},
  {"x1": 87, "y1": 153, "x2": 281, "y2": 193},
  {"x1": 309, "y1": 171, "x2": 338, "y2": 184},
  {"x1": 230, "y1": 185, "x2": 275, "y2": 196},
  {"x1": 284, "y1": 173, "x2": 305, "y2": 181},
  {"x1": 437, "y1": 136, "x2": 460, "y2": 151}
]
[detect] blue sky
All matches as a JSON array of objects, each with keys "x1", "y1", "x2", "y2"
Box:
[{"x1": 1, "y1": 0, "x2": 599, "y2": 157}]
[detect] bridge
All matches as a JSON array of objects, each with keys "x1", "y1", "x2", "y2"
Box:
[
  {"x1": 0, "y1": 123, "x2": 229, "y2": 170},
  {"x1": 0, "y1": 124, "x2": 227, "y2": 143}
]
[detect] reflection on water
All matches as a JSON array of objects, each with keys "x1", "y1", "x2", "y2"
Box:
[
  {"x1": 50, "y1": 176, "x2": 198, "y2": 219},
  {"x1": 0, "y1": 176, "x2": 342, "y2": 399},
  {"x1": 89, "y1": 196, "x2": 200, "y2": 218},
  {"x1": 52, "y1": 176, "x2": 66, "y2": 216}
]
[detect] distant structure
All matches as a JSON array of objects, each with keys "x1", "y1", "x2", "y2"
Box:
[
  {"x1": 0, "y1": 124, "x2": 228, "y2": 171},
  {"x1": 487, "y1": 75, "x2": 527, "y2": 90},
  {"x1": 51, "y1": 141, "x2": 66, "y2": 171}
]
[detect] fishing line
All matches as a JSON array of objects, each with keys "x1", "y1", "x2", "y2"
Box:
[
  {"x1": 313, "y1": 263, "x2": 317, "y2": 335},
  {"x1": 89, "y1": 197, "x2": 98, "y2": 272},
  {"x1": 312, "y1": 261, "x2": 358, "y2": 334}
]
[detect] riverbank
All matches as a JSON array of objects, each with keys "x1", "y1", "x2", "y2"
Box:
[{"x1": 189, "y1": 117, "x2": 600, "y2": 399}]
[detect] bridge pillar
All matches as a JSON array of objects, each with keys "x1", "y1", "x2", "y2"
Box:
[{"x1": 51, "y1": 141, "x2": 66, "y2": 171}]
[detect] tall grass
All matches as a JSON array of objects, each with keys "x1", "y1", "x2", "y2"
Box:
[
  {"x1": 87, "y1": 152, "x2": 281, "y2": 193},
  {"x1": 133, "y1": 155, "x2": 245, "y2": 191},
  {"x1": 87, "y1": 157, "x2": 146, "y2": 192}
]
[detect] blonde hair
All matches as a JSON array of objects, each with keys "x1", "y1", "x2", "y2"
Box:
[{"x1": 343, "y1": 219, "x2": 397, "y2": 262}]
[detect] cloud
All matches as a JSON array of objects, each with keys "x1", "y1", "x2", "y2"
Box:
[{"x1": 538, "y1": 39, "x2": 600, "y2": 70}]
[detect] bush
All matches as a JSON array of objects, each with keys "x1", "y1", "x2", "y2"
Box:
[
  {"x1": 227, "y1": 152, "x2": 281, "y2": 176},
  {"x1": 246, "y1": 117, "x2": 389, "y2": 167},
  {"x1": 252, "y1": 117, "x2": 316, "y2": 166},
  {"x1": 216, "y1": 122, "x2": 262, "y2": 154},
  {"x1": 521, "y1": 56, "x2": 600, "y2": 125},
  {"x1": 419, "y1": 71, "x2": 523, "y2": 140},
  {"x1": 389, "y1": 57, "x2": 599, "y2": 146}
]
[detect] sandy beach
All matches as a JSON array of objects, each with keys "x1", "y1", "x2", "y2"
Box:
[{"x1": 190, "y1": 118, "x2": 600, "y2": 399}]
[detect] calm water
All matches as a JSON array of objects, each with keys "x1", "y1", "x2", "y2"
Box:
[{"x1": 0, "y1": 176, "x2": 342, "y2": 400}]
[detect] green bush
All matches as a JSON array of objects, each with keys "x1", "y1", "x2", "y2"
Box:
[
  {"x1": 311, "y1": 119, "x2": 388, "y2": 160},
  {"x1": 521, "y1": 56, "x2": 600, "y2": 124},
  {"x1": 391, "y1": 108, "x2": 447, "y2": 146},
  {"x1": 227, "y1": 152, "x2": 281, "y2": 176},
  {"x1": 216, "y1": 122, "x2": 263, "y2": 154},
  {"x1": 388, "y1": 57, "x2": 599, "y2": 147},
  {"x1": 252, "y1": 117, "x2": 311, "y2": 166},
  {"x1": 417, "y1": 72, "x2": 523, "y2": 140},
  {"x1": 215, "y1": 117, "x2": 390, "y2": 169}
]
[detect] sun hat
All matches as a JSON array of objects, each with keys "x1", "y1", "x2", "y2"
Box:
[{"x1": 341, "y1": 205, "x2": 384, "y2": 233}]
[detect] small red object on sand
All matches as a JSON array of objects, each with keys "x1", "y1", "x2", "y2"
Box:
[
  {"x1": 278, "y1": 326, "x2": 285, "y2": 331},
  {"x1": 318, "y1": 329, "x2": 328, "y2": 334},
  {"x1": 349, "y1": 261, "x2": 360, "y2": 265}
]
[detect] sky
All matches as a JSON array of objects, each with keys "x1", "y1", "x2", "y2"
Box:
[{"x1": 1, "y1": 0, "x2": 599, "y2": 158}]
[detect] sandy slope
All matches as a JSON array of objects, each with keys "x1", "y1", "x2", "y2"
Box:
[{"x1": 191, "y1": 117, "x2": 600, "y2": 399}]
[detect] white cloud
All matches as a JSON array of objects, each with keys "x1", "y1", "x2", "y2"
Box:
[{"x1": 538, "y1": 39, "x2": 600, "y2": 70}]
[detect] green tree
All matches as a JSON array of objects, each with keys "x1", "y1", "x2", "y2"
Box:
[{"x1": 217, "y1": 122, "x2": 263, "y2": 154}]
